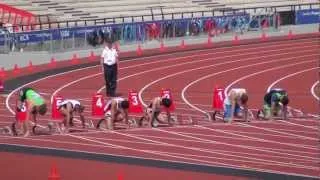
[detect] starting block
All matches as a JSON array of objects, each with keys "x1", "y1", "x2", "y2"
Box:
[
  {"x1": 92, "y1": 93, "x2": 105, "y2": 116},
  {"x1": 52, "y1": 95, "x2": 64, "y2": 119},
  {"x1": 128, "y1": 90, "x2": 143, "y2": 114},
  {"x1": 0, "y1": 79, "x2": 4, "y2": 92},
  {"x1": 211, "y1": 86, "x2": 225, "y2": 121},
  {"x1": 128, "y1": 90, "x2": 143, "y2": 127}
]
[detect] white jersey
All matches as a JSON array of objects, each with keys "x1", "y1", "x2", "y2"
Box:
[
  {"x1": 104, "y1": 97, "x2": 124, "y2": 112},
  {"x1": 57, "y1": 99, "x2": 80, "y2": 108},
  {"x1": 224, "y1": 88, "x2": 247, "y2": 105}
]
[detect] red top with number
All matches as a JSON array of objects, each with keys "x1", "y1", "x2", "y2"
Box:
[{"x1": 16, "y1": 101, "x2": 27, "y2": 122}]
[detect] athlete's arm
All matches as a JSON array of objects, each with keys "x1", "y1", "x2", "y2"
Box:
[
  {"x1": 229, "y1": 92, "x2": 236, "y2": 122},
  {"x1": 166, "y1": 108, "x2": 171, "y2": 125},
  {"x1": 78, "y1": 105, "x2": 86, "y2": 128},
  {"x1": 109, "y1": 100, "x2": 117, "y2": 130},
  {"x1": 122, "y1": 108, "x2": 129, "y2": 125},
  {"x1": 242, "y1": 100, "x2": 248, "y2": 121},
  {"x1": 66, "y1": 103, "x2": 73, "y2": 127},
  {"x1": 149, "y1": 98, "x2": 159, "y2": 127}
]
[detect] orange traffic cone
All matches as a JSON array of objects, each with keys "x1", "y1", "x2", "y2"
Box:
[
  {"x1": 288, "y1": 30, "x2": 293, "y2": 39},
  {"x1": 117, "y1": 171, "x2": 124, "y2": 180},
  {"x1": 180, "y1": 39, "x2": 185, "y2": 49},
  {"x1": 49, "y1": 57, "x2": 57, "y2": 68},
  {"x1": 13, "y1": 64, "x2": 20, "y2": 75},
  {"x1": 71, "y1": 53, "x2": 79, "y2": 65},
  {"x1": 233, "y1": 35, "x2": 239, "y2": 44},
  {"x1": 48, "y1": 164, "x2": 60, "y2": 180},
  {"x1": 0, "y1": 67, "x2": 6, "y2": 78},
  {"x1": 136, "y1": 44, "x2": 143, "y2": 56},
  {"x1": 88, "y1": 51, "x2": 96, "y2": 61},
  {"x1": 160, "y1": 41, "x2": 165, "y2": 52},
  {"x1": 28, "y1": 60, "x2": 33, "y2": 72},
  {"x1": 261, "y1": 32, "x2": 267, "y2": 41}
]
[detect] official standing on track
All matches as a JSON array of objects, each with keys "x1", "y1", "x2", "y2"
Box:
[{"x1": 101, "y1": 40, "x2": 119, "y2": 97}]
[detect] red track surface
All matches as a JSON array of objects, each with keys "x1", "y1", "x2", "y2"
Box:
[{"x1": 0, "y1": 34, "x2": 319, "y2": 179}]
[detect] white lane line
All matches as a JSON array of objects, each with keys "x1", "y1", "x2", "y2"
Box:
[
  {"x1": 182, "y1": 56, "x2": 317, "y2": 114},
  {"x1": 310, "y1": 81, "x2": 319, "y2": 101}
]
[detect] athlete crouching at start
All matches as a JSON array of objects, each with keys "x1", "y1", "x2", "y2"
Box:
[
  {"x1": 223, "y1": 88, "x2": 249, "y2": 123},
  {"x1": 57, "y1": 99, "x2": 85, "y2": 132},
  {"x1": 139, "y1": 97, "x2": 172, "y2": 127},
  {"x1": 100, "y1": 97, "x2": 129, "y2": 130},
  {"x1": 16, "y1": 87, "x2": 47, "y2": 137},
  {"x1": 259, "y1": 88, "x2": 289, "y2": 120}
]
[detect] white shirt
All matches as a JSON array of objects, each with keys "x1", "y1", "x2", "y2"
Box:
[
  {"x1": 58, "y1": 99, "x2": 80, "y2": 108},
  {"x1": 224, "y1": 88, "x2": 247, "y2": 105},
  {"x1": 101, "y1": 46, "x2": 118, "y2": 66}
]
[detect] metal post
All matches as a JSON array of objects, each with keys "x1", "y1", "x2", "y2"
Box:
[
  {"x1": 50, "y1": 33, "x2": 53, "y2": 53},
  {"x1": 84, "y1": 31, "x2": 87, "y2": 48},
  {"x1": 72, "y1": 32, "x2": 75, "y2": 49}
]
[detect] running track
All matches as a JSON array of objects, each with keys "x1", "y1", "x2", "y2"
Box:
[{"x1": 0, "y1": 34, "x2": 319, "y2": 179}]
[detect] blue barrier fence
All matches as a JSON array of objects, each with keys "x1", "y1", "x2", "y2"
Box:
[
  {"x1": 1, "y1": 14, "x2": 254, "y2": 46},
  {"x1": 295, "y1": 8, "x2": 320, "y2": 25}
]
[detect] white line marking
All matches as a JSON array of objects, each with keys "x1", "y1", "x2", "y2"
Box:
[
  {"x1": 239, "y1": 123, "x2": 317, "y2": 141},
  {"x1": 194, "y1": 125, "x2": 318, "y2": 150},
  {"x1": 278, "y1": 120, "x2": 318, "y2": 130},
  {"x1": 310, "y1": 81, "x2": 319, "y2": 101},
  {"x1": 103, "y1": 130, "x2": 317, "y2": 169},
  {"x1": 182, "y1": 56, "x2": 317, "y2": 114},
  {"x1": 154, "y1": 128, "x2": 318, "y2": 161},
  {"x1": 132, "y1": 134, "x2": 319, "y2": 158},
  {"x1": 3, "y1": 142, "x2": 317, "y2": 179},
  {"x1": 266, "y1": 67, "x2": 319, "y2": 93}
]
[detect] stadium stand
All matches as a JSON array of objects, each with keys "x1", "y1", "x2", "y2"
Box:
[{"x1": 1, "y1": 0, "x2": 319, "y2": 29}]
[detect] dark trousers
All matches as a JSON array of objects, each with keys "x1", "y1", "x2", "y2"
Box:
[{"x1": 103, "y1": 63, "x2": 117, "y2": 96}]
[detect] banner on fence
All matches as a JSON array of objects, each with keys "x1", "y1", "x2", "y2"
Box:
[
  {"x1": 295, "y1": 9, "x2": 320, "y2": 25},
  {"x1": 0, "y1": 13, "x2": 249, "y2": 44}
]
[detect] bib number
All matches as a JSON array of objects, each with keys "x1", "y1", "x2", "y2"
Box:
[
  {"x1": 131, "y1": 96, "x2": 139, "y2": 106},
  {"x1": 96, "y1": 98, "x2": 103, "y2": 107},
  {"x1": 56, "y1": 99, "x2": 62, "y2": 109},
  {"x1": 20, "y1": 103, "x2": 26, "y2": 112},
  {"x1": 218, "y1": 91, "x2": 223, "y2": 101}
]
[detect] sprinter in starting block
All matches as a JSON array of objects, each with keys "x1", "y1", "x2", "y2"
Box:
[
  {"x1": 223, "y1": 88, "x2": 249, "y2": 123},
  {"x1": 257, "y1": 88, "x2": 289, "y2": 120},
  {"x1": 139, "y1": 97, "x2": 173, "y2": 127},
  {"x1": 13, "y1": 87, "x2": 48, "y2": 137},
  {"x1": 97, "y1": 97, "x2": 130, "y2": 130},
  {"x1": 32, "y1": 99, "x2": 88, "y2": 135},
  {"x1": 57, "y1": 99, "x2": 86, "y2": 131}
]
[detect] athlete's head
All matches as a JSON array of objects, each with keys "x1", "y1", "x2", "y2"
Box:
[
  {"x1": 280, "y1": 96, "x2": 289, "y2": 106},
  {"x1": 120, "y1": 100, "x2": 130, "y2": 109},
  {"x1": 74, "y1": 104, "x2": 85, "y2": 113},
  {"x1": 161, "y1": 98, "x2": 172, "y2": 108},
  {"x1": 240, "y1": 94, "x2": 248, "y2": 105},
  {"x1": 38, "y1": 104, "x2": 47, "y2": 115}
]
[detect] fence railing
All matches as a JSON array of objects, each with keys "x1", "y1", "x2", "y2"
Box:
[
  {"x1": 2, "y1": 2, "x2": 319, "y2": 32},
  {"x1": 0, "y1": 3, "x2": 318, "y2": 54}
]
